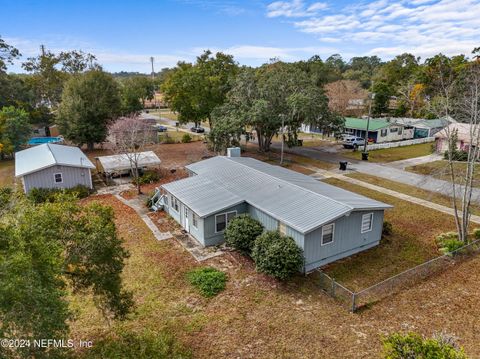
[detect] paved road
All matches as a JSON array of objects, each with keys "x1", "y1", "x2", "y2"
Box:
[
  {"x1": 277, "y1": 143, "x2": 480, "y2": 204},
  {"x1": 140, "y1": 112, "x2": 210, "y2": 134}
]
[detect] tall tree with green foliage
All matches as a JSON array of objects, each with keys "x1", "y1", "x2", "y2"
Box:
[
  {"x1": 0, "y1": 192, "x2": 133, "y2": 358},
  {"x1": 57, "y1": 69, "x2": 121, "y2": 150},
  {"x1": 162, "y1": 50, "x2": 238, "y2": 128},
  {"x1": 0, "y1": 106, "x2": 31, "y2": 157},
  {"x1": 120, "y1": 76, "x2": 155, "y2": 115},
  {"x1": 0, "y1": 36, "x2": 20, "y2": 74}
]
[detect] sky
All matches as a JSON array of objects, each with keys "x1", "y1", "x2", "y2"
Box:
[{"x1": 2, "y1": 0, "x2": 480, "y2": 73}]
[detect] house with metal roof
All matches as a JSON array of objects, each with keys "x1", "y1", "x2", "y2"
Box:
[
  {"x1": 158, "y1": 150, "x2": 392, "y2": 272},
  {"x1": 342, "y1": 117, "x2": 414, "y2": 143},
  {"x1": 15, "y1": 143, "x2": 95, "y2": 193},
  {"x1": 95, "y1": 151, "x2": 161, "y2": 177}
]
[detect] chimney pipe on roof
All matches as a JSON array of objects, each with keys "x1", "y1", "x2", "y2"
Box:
[{"x1": 227, "y1": 147, "x2": 241, "y2": 158}]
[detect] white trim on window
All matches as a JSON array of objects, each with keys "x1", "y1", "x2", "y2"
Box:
[
  {"x1": 214, "y1": 210, "x2": 237, "y2": 233},
  {"x1": 171, "y1": 195, "x2": 179, "y2": 212},
  {"x1": 321, "y1": 223, "x2": 335, "y2": 246},
  {"x1": 192, "y1": 212, "x2": 198, "y2": 229},
  {"x1": 361, "y1": 213, "x2": 374, "y2": 233},
  {"x1": 54, "y1": 172, "x2": 63, "y2": 183}
]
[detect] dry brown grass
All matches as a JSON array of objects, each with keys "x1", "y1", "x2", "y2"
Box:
[
  {"x1": 341, "y1": 142, "x2": 434, "y2": 163},
  {"x1": 0, "y1": 160, "x2": 14, "y2": 187},
  {"x1": 68, "y1": 194, "x2": 480, "y2": 358}
]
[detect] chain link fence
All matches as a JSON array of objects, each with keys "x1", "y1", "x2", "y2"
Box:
[{"x1": 317, "y1": 238, "x2": 480, "y2": 312}]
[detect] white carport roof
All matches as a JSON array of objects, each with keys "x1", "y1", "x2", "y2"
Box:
[
  {"x1": 15, "y1": 143, "x2": 95, "y2": 177},
  {"x1": 96, "y1": 151, "x2": 161, "y2": 173}
]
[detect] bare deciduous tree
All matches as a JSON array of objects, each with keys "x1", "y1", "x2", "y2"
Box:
[
  {"x1": 432, "y1": 63, "x2": 480, "y2": 242},
  {"x1": 325, "y1": 80, "x2": 368, "y2": 116},
  {"x1": 108, "y1": 117, "x2": 157, "y2": 194}
]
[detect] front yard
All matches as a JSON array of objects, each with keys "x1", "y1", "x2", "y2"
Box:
[
  {"x1": 341, "y1": 142, "x2": 434, "y2": 162},
  {"x1": 406, "y1": 160, "x2": 480, "y2": 188},
  {"x1": 68, "y1": 194, "x2": 480, "y2": 358}
]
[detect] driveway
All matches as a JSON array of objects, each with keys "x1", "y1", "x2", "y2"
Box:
[{"x1": 277, "y1": 143, "x2": 480, "y2": 204}]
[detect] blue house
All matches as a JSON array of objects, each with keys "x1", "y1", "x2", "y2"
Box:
[{"x1": 160, "y1": 151, "x2": 391, "y2": 272}]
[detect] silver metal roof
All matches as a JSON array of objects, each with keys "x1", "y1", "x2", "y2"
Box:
[
  {"x1": 15, "y1": 143, "x2": 95, "y2": 177},
  {"x1": 96, "y1": 151, "x2": 161, "y2": 173},
  {"x1": 163, "y1": 156, "x2": 391, "y2": 234},
  {"x1": 162, "y1": 176, "x2": 244, "y2": 218}
]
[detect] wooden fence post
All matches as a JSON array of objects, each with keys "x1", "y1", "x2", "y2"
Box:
[{"x1": 351, "y1": 293, "x2": 356, "y2": 312}]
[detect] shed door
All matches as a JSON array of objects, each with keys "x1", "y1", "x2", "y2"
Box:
[{"x1": 184, "y1": 207, "x2": 190, "y2": 232}]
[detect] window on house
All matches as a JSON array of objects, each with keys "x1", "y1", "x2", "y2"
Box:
[
  {"x1": 390, "y1": 127, "x2": 398, "y2": 133},
  {"x1": 192, "y1": 213, "x2": 198, "y2": 228},
  {"x1": 398, "y1": 127, "x2": 403, "y2": 135},
  {"x1": 215, "y1": 211, "x2": 237, "y2": 232},
  {"x1": 361, "y1": 213, "x2": 373, "y2": 233},
  {"x1": 54, "y1": 173, "x2": 63, "y2": 183},
  {"x1": 171, "y1": 196, "x2": 179, "y2": 212},
  {"x1": 381, "y1": 129, "x2": 388, "y2": 137},
  {"x1": 321, "y1": 223, "x2": 334, "y2": 245}
]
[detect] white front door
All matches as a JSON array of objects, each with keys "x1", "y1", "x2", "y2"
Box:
[{"x1": 184, "y1": 207, "x2": 190, "y2": 232}]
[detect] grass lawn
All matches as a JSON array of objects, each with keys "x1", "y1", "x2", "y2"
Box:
[
  {"x1": 67, "y1": 194, "x2": 480, "y2": 358},
  {"x1": 341, "y1": 142, "x2": 434, "y2": 163},
  {"x1": 0, "y1": 160, "x2": 14, "y2": 187},
  {"x1": 158, "y1": 131, "x2": 204, "y2": 143},
  {"x1": 321, "y1": 178, "x2": 457, "y2": 291},
  {"x1": 346, "y1": 172, "x2": 480, "y2": 216},
  {"x1": 406, "y1": 160, "x2": 480, "y2": 188},
  {"x1": 151, "y1": 109, "x2": 178, "y2": 121}
]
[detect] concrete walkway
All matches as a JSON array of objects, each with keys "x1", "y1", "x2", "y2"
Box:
[
  {"x1": 311, "y1": 169, "x2": 480, "y2": 225},
  {"x1": 114, "y1": 194, "x2": 173, "y2": 241}
]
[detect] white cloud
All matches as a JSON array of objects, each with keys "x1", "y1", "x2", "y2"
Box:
[
  {"x1": 266, "y1": 0, "x2": 328, "y2": 18},
  {"x1": 267, "y1": 0, "x2": 480, "y2": 60}
]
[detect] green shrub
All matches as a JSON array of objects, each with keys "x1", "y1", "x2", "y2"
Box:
[
  {"x1": 181, "y1": 133, "x2": 192, "y2": 143},
  {"x1": 473, "y1": 228, "x2": 480, "y2": 240},
  {"x1": 83, "y1": 329, "x2": 191, "y2": 359},
  {"x1": 382, "y1": 221, "x2": 393, "y2": 237},
  {"x1": 187, "y1": 267, "x2": 227, "y2": 298},
  {"x1": 436, "y1": 232, "x2": 465, "y2": 254},
  {"x1": 383, "y1": 332, "x2": 467, "y2": 359},
  {"x1": 133, "y1": 170, "x2": 160, "y2": 185},
  {"x1": 28, "y1": 185, "x2": 91, "y2": 204},
  {"x1": 444, "y1": 150, "x2": 469, "y2": 161},
  {"x1": 251, "y1": 231, "x2": 304, "y2": 280},
  {"x1": 0, "y1": 187, "x2": 13, "y2": 210},
  {"x1": 160, "y1": 134, "x2": 176, "y2": 144},
  {"x1": 224, "y1": 214, "x2": 264, "y2": 254}
]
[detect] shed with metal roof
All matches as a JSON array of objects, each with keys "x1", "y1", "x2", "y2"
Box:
[
  {"x1": 15, "y1": 143, "x2": 95, "y2": 193},
  {"x1": 160, "y1": 154, "x2": 392, "y2": 272}
]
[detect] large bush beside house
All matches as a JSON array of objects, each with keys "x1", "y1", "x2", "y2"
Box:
[
  {"x1": 383, "y1": 332, "x2": 467, "y2": 359},
  {"x1": 27, "y1": 185, "x2": 91, "y2": 204},
  {"x1": 224, "y1": 214, "x2": 264, "y2": 254},
  {"x1": 252, "y1": 231, "x2": 304, "y2": 280}
]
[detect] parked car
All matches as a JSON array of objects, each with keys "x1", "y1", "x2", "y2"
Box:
[
  {"x1": 342, "y1": 136, "x2": 366, "y2": 149},
  {"x1": 190, "y1": 126, "x2": 205, "y2": 133},
  {"x1": 153, "y1": 124, "x2": 168, "y2": 132}
]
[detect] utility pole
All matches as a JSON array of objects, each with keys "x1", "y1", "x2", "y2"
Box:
[
  {"x1": 150, "y1": 57, "x2": 157, "y2": 109},
  {"x1": 363, "y1": 91, "x2": 375, "y2": 155},
  {"x1": 280, "y1": 116, "x2": 285, "y2": 165}
]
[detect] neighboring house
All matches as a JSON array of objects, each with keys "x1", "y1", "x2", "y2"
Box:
[
  {"x1": 15, "y1": 143, "x2": 95, "y2": 193},
  {"x1": 342, "y1": 117, "x2": 413, "y2": 143},
  {"x1": 95, "y1": 151, "x2": 161, "y2": 177},
  {"x1": 160, "y1": 150, "x2": 392, "y2": 272},
  {"x1": 392, "y1": 117, "x2": 454, "y2": 138},
  {"x1": 435, "y1": 123, "x2": 480, "y2": 153}
]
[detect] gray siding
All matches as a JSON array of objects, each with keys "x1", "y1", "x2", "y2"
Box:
[
  {"x1": 303, "y1": 210, "x2": 384, "y2": 272},
  {"x1": 203, "y1": 203, "x2": 248, "y2": 246},
  {"x1": 23, "y1": 165, "x2": 92, "y2": 193},
  {"x1": 248, "y1": 206, "x2": 279, "y2": 231}
]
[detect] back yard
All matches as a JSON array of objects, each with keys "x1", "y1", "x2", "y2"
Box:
[
  {"x1": 69, "y1": 194, "x2": 480, "y2": 358},
  {"x1": 0, "y1": 160, "x2": 14, "y2": 187},
  {"x1": 341, "y1": 142, "x2": 434, "y2": 162}
]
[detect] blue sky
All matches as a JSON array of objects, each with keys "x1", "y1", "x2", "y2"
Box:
[{"x1": 2, "y1": 0, "x2": 479, "y2": 72}]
